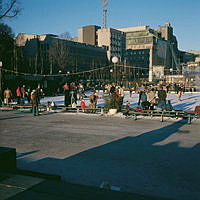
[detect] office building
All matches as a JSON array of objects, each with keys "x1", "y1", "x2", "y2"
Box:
[
  {"x1": 118, "y1": 23, "x2": 179, "y2": 81},
  {"x1": 78, "y1": 25, "x2": 101, "y2": 46},
  {"x1": 97, "y1": 28, "x2": 126, "y2": 60}
]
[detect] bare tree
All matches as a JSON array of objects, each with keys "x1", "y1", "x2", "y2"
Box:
[
  {"x1": 0, "y1": 0, "x2": 21, "y2": 20},
  {"x1": 49, "y1": 39, "x2": 72, "y2": 74},
  {"x1": 59, "y1": 31, "x2": 71, "y2": 40}
]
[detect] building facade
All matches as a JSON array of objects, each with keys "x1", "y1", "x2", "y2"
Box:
[
  {"x1": 15, "y1": 33, "x2": 108, "y2": 74},
  {"x1": 124, "y1": 49, "x2": 150, "y2": 80},
  {"x1": 13, "y1": 33, "x2": 109, "y2": 91},
  {"x1": 97, "y1": 28, "x2": 126, "y2": 61},
  {"x1": 78, "y1": 26, "x2": 126, "y2": 61},
  {"x1": 118, "y1": 23, "x2": 179, "y2": 82},
  {"x1": 78, "y1": 25, "x2": 100, "y2": 46}
]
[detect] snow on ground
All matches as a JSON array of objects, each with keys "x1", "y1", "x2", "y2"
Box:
[{"x1": 40, "y1": 91, "x2": 200, "y2": 111}]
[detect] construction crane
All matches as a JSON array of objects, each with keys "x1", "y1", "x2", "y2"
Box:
[{"x1": 101, "y1": 0, "x2": 108, "y2": 28}]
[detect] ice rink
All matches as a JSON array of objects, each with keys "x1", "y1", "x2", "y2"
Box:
[{"x1": 41, "y1": 91, "x2": 200, "y2": 111}]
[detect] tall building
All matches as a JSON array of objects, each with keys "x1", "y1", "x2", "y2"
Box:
[
  {"x1": 78, "y1": 25, "x2": 101, "y2": 46},
  {"x1": 125, "y1": 49, "x2": 150, "y2": 80},
  {"x1": 78, "y1": 26, "x2": 126, "y2": 61},
  {"x1": 15, "y1": 33, "x2": 108, "y2": 75},
  {"x1": 118, "y1": 23, "x2": 179, "y2": 81},
  {"x1": 97, "y1": 28, "x2": 126, "y2": 60}
]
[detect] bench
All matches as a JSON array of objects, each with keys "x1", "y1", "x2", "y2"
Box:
[
  {"x1": 55, "y1": 106, "x2": 104, "y2": 114},
  {"x1": 124, "y1": 108, "x2": 200, "y2": 124},
  {"x1": 0, "y1": 104, "x2": 47, "y2": 112}
]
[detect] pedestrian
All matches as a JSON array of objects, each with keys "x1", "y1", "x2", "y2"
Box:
[
  {"x1": 80, "y1": 97, "x2": 86, "y2": 112},
  {"x1": 177, "y1": 86, "x2": 183, "y2": 101},
  {"x1": 78, "y1": 83, "x2": 84, "y2": 100},
  {"x1": 70, "y1": 82, "x2": 78, "y2": 104},
  {"x1": 4, "y1": 88, "x2": 12, "y2": 105},
  {"x1": 138, "y1": 89, "x2": 147, "y2": 107},
  {"x1": 63, "y1": 82, "x2": 70, "y2": 107},
  {"x1": 89, "y1": 90, "x2": 99, "y2": 111},
  {"x1": 36, "y1": 86, "x2": 44, "y2": 104},
  {"x1": 20, "y1": 85, "x2": 26, "y2": 104},
  {"x1": 118, "y1": 85, "x2": 124, "y2": 110},
  {"x1": 148, "y1": 88, "x2": 156, "y2": 110},
  {"x1": 157, "y1": 86, "x2": 167, "y2": 110},
  {"x1": 16, "y1": 86, "x2": 21, "y2": 104},
  {"x1": 31, "y1": 89, "x2": 39, "y2": 116},
  {"x1": 110, "y1": 83, "x2": 116, "y2": 94}
]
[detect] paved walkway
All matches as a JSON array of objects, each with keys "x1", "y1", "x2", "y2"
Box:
[{"x1": 0, "y1": 110, "x2": 200, "y2": 200}]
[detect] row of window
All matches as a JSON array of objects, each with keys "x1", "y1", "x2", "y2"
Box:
[
  {"x1": 126, "y1": 31, "x2": 149, "y2": 37},
  {"x1": 110, "y1": 33, "x2": 123, "y2": 40},
  {"x1": 127, "y1": 37, "x2": 153, "y2": 45}
]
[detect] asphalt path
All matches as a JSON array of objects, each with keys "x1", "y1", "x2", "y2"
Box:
[{"x1": 0, "y1": 110, "x2": 200, "y2": 200}]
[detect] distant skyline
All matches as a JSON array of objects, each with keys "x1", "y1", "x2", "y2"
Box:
[{"x1": 3, "y1": 0, "x2": 200, "y2": 51}]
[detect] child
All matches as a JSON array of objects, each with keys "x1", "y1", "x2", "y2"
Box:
[{"x1": 80, "y1": 97, "x2": 86, "y2": 112}]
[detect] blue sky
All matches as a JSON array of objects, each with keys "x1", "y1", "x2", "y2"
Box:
[{"x1": 4, "y1": 0, "x2": 200, "y2": 50}]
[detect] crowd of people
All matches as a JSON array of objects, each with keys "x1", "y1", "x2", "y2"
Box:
[
  {"x1": 3, "y1": 85, "x2": 44, "y2": 106},
  {"x1": 1, "y1": 81, "x2": 188, "y2": 115},
  {"x1": 136, "y1": 85, "x2": 173, "y2": 111},
  {"x1": 2, "y1": 85, "x2": 44, "y2": 116}
]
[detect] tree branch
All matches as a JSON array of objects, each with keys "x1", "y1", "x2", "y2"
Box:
[{"x1": 0, "y1": 0, "x2": 21, "y2": 19}]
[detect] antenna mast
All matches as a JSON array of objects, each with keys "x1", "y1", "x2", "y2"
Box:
[{"x1": 101, "y1": 0, "x2": 108, "y2": 28}]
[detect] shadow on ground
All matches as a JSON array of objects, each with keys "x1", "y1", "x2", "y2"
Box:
[{"x1": 17, "y1": 120, "x2": 200, "y2": 200}]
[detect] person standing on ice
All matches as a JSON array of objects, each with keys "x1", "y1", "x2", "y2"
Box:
[
  {"x1": 148, "y1": 88, "x2": 156, "y2": 110},
  {"x1": 157, "y1": 86, "x2": 167, "y2": 110},
  {"x1": 31, "y1": 89, "x2": 39, "y2": 116},
  {"x1": 16, "y1": 86, "x2": 21, "y2": 104},
  {"x1": 80, "y1": 97, "x2": 86, "y2": 112},
  {"x1": 177, "y1": 86, "x2": 183, "y2": 101},
  {"x1": 63, "y1": 82, "x2": 70, "y2": 107},
  {"x1": 4, "y1": 88, "x2": 12, "y2": 105}
]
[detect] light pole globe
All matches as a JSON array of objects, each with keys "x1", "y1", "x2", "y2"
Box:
[{"x1": 112, "y1": 56, "x2": 119, "y2": 64}]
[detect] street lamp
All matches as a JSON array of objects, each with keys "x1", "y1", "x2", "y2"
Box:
[
  {"x1": 110, "y1": 69, "x2": 113, "y2": 82},
  {"x1": 112, "y1": 56, "x2": 119, "y2": 84},
  {"x1": 169, "y1": 68, "x2": 173, "y2": 83}
]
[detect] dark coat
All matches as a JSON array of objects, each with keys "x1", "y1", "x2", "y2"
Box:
[{"x1": 158, "y1": 90, "x2": 167, "y2": 101}]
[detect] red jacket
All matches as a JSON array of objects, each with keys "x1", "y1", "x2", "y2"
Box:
[
  {"x1": 16, "y1": 88, "x2": 21, "y2": 97},
  {"x1": 80, "y1": 100, "x2": 86, "y2": 109}
]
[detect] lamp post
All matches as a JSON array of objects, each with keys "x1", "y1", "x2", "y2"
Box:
[
  {"x1": 110, "y1": 68, "x2": 113, "y2": 82},
  {"x1": 169, "y1": 68, "x2": 173, "y2": 83},
  {"x1": 112, "y1": 56, "x2": 119, "y2": 84}
]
